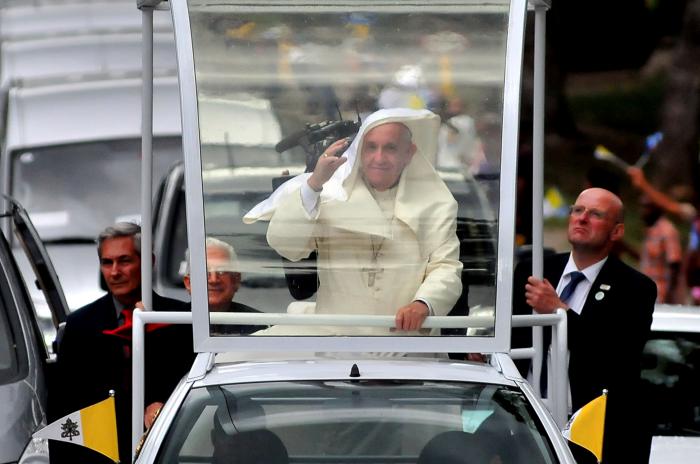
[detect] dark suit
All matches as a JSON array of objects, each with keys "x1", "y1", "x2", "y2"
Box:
[
  {"x1": 210, "y1": 301, "x2": 266, "y2": 335},
  {"x1": 513, "y1": 253, "x2": 656, "y2": 464},
  {"x1": 50, "y1": 292, "x2": 193, "y2": 464}
]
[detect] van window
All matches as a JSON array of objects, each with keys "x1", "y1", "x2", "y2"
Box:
[{"x1": 11, "y1": 137, "x2": 182, "y2": 241}]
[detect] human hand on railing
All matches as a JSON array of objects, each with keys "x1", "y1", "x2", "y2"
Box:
[
  {"x1": 525, "y1": 276, "x2": 566, "y2": 314},
  {"x1": 394, "y1": 301, "x2": 429, "y2": 331}
]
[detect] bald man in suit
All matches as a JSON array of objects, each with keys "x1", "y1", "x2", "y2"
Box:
[{"x1": 513, "y1": 188, "x2": 656, "y2": 463}]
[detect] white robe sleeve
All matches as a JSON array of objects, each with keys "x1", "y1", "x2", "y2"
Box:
[
  {"x1": 267, "y1": 186, "x2": 320, "y2": 262},
  {"x1": 300, "y1": 182, "x2": 321, "y2": 217},
  {"x1": 412, "y1": 202, "x2": 463, "y2": 317}
]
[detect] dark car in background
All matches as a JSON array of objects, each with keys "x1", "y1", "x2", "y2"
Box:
[{"x1": 643, "y1": 305, "x2": 700, "y2": 464}]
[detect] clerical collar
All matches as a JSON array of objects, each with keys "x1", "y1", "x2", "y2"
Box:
[
  {"x1": 367, "y1": 183, "x2": 398, "y2": 220},
  {"x1": 368, "y1": 184, "x2": 398, "y2": 200}
]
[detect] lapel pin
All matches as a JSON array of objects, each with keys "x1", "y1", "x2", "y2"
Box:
[
  {"x1": 599, "y1": 284, "x2": 610, "y2": 291},
  {"x1": 595, "y1": 291, "x2": 605, "y2": 301}
]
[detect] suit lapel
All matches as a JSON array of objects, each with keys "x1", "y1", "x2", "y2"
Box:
[
  {"x1": 582, "y1": 257, "x2": 616, "y2": 315},
  {"x1": 97, "y1": 294, "x2": 119, "y2": 330}
]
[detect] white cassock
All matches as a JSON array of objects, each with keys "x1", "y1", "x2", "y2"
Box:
[{"x1": 244, "y1": 108, "x2": 463, "y2": 336}]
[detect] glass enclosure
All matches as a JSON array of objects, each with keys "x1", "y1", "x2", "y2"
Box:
[
  {"x1": 155, "y1": 380, "x2": 556, "y2": 463},
  {"x1": 182, "y1": 0, "x2": 515, "y2": 340}
]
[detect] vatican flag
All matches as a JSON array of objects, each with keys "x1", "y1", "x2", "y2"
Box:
[
  {"x1": 562, "y1": 390, "x2": 608, "y2": 463},
  {"x1": 33, "y1": 392, "x2": 119, "y2": 462}
]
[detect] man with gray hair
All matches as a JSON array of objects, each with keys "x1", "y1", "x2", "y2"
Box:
[
  {"x1": 51, "y1": 222, "x2": 191, "y2": 464},
  {"x1": 183, "y1": 236, "x2": 262, "y2": 334}
]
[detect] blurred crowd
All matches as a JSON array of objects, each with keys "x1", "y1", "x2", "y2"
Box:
[{"x1": 625, "y1": 164, "x2": 700, "y2": 305}]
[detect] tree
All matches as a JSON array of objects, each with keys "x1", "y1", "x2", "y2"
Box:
[{"x1": 653, "y1": 0, "x2": 700, "y2": 196}]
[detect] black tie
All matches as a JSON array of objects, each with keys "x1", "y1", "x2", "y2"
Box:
[
  {"x1": 540, "y1": 271, "x2": 586, "y2": 396},
  {"x1": 559, "y1": 271, "x2": 586, "y2": 305}
]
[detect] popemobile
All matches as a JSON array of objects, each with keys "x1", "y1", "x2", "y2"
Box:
[{"x1": 31, "y1": 1, "x2": 596, "y2": 463}]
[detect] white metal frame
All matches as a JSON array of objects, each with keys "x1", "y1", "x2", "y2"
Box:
[{"x1": 133, "y1": 0, "x2": 570, "y2": 455}]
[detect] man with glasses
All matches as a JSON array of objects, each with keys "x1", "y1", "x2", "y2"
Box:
[
  {"x1": 139, "y1": 238, "x2": 263, "y2": 433},
  {"x1": 183, "y1": 237, "x2": 262, "y2": 335},
  {"x1": 512, "y1": 188, "x2": 656, "y2": 464}
]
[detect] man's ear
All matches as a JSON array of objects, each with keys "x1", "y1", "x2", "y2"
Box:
[
  {"x1": 611, "y1": 223, "x2": 625, "y2": 242},
  {"x1": 409, "y1": 142, "x2": 417, "y2": 158},
  {"x1": 183, "y1": 274, "x2": 192, "y2": 293}
]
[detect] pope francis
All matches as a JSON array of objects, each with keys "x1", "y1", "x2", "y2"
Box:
[{"x1": 243, "y1": 108, "x2": 463, "y2": 336}]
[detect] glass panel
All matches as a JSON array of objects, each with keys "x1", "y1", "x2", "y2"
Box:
[
  {"x1": 188, "y1": 1, "x2": 507, "y2": 336},
  {"x1": 156, "y1": 381, "x2": 556, "y2": 463}
]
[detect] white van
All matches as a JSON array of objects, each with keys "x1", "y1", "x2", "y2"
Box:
[
  {"x1": 0, "y1": 1, "x2": 173, "y2": 41},
  {"x1": 0, "y1": 32, "x2": 177, "y2": 91},
  {"x1": 2, "y1": 76, "x2": 183, "y2": 346},
  {"x1": 0, "y1": 2, "x2": 181, "y2": 350}
]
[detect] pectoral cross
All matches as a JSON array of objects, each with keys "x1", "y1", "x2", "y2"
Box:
[
  {"x1": 363, "y1": 236, "x2": 385, "y2": 287},
  {"x1": 362, "y1": 263, "x2": 384, "y2": 287}
]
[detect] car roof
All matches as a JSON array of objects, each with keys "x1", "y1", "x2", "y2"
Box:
[
  {"x1": 194, "y1": 356, "x2": 519, "y2": 389},
  {"x1": 652, "y1": 304, "x2": 700, "y2": 333}
]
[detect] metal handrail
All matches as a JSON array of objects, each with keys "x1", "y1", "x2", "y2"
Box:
[{"x1": 131, "y1": 309, "x2": 569, "y2": 450}]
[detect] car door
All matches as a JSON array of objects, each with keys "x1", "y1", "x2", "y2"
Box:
[
  {"x1": 8, "y1": 196, "x2": 70, "y2": 333},
  {"x1": 0, "y1": 196, "x2": 69, "y2": 462}
]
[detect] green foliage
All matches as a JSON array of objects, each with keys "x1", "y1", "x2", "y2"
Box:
[{"x1": 568, "y1": 75, "x2": 666, "y2": 135}]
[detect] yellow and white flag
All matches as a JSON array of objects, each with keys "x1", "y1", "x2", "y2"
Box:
[
  {"x1": 562, "y1": 390, "x2": 607, "y2": 463},
  {"x1": 33, "y1": 393, "x2": 119, "y2": 462}
]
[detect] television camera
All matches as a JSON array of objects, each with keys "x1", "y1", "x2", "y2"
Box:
[{"x1": 275, "y1": 119, "x2": 361, "y2": 172}]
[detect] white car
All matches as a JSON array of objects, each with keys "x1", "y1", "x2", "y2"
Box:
[
  {"x1": 131, "y1": 1, "x2": 574, "y2": 462},
  {"x1": 644, "y1": 305, "x2": 700, "y2": 464},
  {"x1": 134, "y1": 354, "x2": 573, "y2": 463}
]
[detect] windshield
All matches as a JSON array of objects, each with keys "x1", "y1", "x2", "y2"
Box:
[
  {"x1": 11, "y1": 137, "x2": 182, "y2": 241},
  {"x1": 641, "y1": 331, "x2": 700, "y2": 436},
  {"x1": 155, "y1": 380, "x2": 556, "y2": 463},
  {"x1": 186, "y1": 1, "x2": 508, "y2": 337}
]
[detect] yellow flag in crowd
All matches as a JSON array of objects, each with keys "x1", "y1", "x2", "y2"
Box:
[
  {"x1": 562, "y1": 390, "x2": 608, "y2": 463},
  {"x1": 33, "y1": 393, "x2": 119, "y2": 462}
]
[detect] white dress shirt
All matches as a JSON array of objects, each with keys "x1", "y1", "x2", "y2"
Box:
[{"x1": 555, "y1": 254, "x2": 608, "y2": 313}]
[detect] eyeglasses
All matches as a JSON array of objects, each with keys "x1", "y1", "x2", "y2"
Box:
[
  {"x1": 569, "y1": 205, "x2": 608, "y2": 221},
  {"x1": 207, "y1": 270, "x2": 235, "y2": 279}
]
